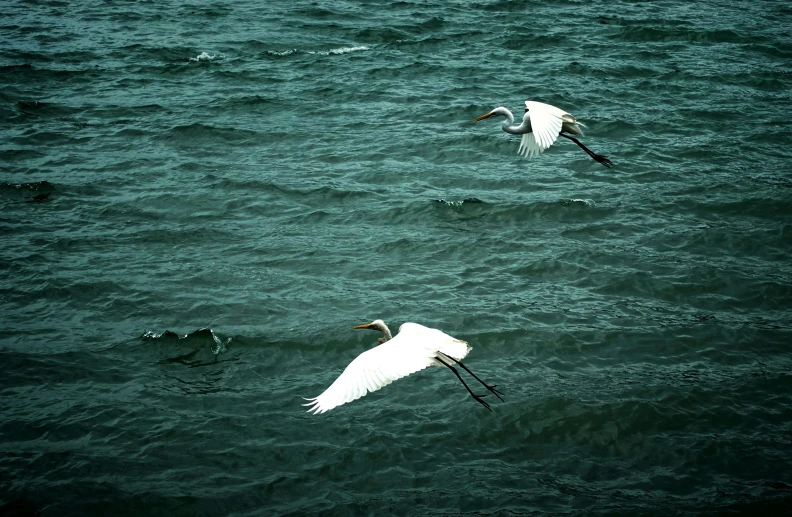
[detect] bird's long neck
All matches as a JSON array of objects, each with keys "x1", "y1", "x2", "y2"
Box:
[
  {"x1": 502, "y1": 112, "x2": 531, "y2": 135},
  {"x1": 378, "y1": 324, "x2": 393, "y2": 342}
]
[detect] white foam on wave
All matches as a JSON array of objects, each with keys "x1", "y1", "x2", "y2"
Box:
[
  {"x1": 570, "y1": 198, "x2": 596, "y2": 207},
  {"x1": 434, "y1": 197, "x2": 484, "y2": 207},
  {"x1": 319, "y1": 45, "x2": 369, "y2": 55},
  {"x1": 189, "y1": 51, "x2": 223, "y2": 62},
  {"x1": 268, "y1": 49, "x2": 299, "y2": 56},
  {"x1": 268, "y1": 46, "x2": 369, "y2": 58},
  {"x1": 141, "y1": 327, "x2": 229, "y2": 355},
  {"x1": 308, "y1": 45, "x2": 369, "y2": 56},
  {"x1": 210, "y1": 330, "x2": 229, "y2": 355},
  {"x1": 436, "y1": 199, "x2": 465, "y2": 207}
]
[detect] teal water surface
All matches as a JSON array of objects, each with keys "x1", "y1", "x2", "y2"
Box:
[{"x1": 2, "y1": 0, "x2": 792, "y2": 515}]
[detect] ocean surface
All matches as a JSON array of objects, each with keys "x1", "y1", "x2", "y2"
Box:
[{"x1": 2, "y1": 0, "x2": 792, "y2": 515}]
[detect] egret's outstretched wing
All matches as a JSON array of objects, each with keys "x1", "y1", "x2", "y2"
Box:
[
  {"x1": 304, "y1": 323, "x2": 471, "y2": 414},
  {"x1": 518, "y1": 101, "x2": 565, "y2": 158}
]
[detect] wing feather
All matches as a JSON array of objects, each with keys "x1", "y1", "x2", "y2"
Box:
[
  {"x1": 520, "y1": 101, "x2": 565, "y2": 159},
  {"x1": 519, "y1": 133, "x2": 541, "y2": 158},
  {"x1": 304, "y1": 323, "x2": 472, "y2": 414}
]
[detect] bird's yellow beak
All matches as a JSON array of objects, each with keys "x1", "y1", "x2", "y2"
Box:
[
  {"x1": 354, "y1": 323, "x2": 374, "y2": 330},
  {"x1": 473, "y1": 112, "x2": 494, "y2": 122}
]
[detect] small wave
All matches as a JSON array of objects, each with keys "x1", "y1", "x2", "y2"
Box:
[
  {"x1": 166, "y1": 123, "x2": 259, "y2": 145},
  {"x1": 433, "y1": 197, "x2": 485, "y2": 207},
  {"x1": 141, "y1": 330, "x2": 179, "y2": 339},
  {"x1": 267, "y1": 46, "x2": 369, "y2": 58},
  {"x1": 568, "y1": 198, "x2": 596, "y2": 207},
  {"x1": 0, "y1": 180, "x2": 55, "y2": 204},
  {"x1": 189, "y1": 51, "x2": 223, "y2": 62},
  {"x1": 614, "y1": 26, "x2": 752, "y2": 44},
  {"x1": 0, "y1": 180, "x2": 54, "y2": 192},
  {"x1": 267, "y1": 49, "x2": 299, "y2": 57},
  {"x1": 142, "y1": 327, "x2": 230, "y2": 356},
  {"x1": 313, "y1": 45, "x2": 369, "y2": 56}
]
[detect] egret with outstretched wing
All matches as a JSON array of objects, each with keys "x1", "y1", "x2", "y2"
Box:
[
  {"x1": 303, "y1": 320, "x2": 504, "y2": 414},
  {"x1": 474, "y1": 100, "x2": 612, "y2": 167}
]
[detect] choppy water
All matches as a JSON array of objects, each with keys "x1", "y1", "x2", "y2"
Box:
[{"x1": 2, "y1": 0, "x2": 792, "y2": 515}]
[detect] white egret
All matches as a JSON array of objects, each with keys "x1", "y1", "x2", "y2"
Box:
[
  {"x1": 303, "y1": 320, "x2": 504, "y2": 414},
  {"x1": 474, "y1": 100, "x2": 613, "y2": 168}
]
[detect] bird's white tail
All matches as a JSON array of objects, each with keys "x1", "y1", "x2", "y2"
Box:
[
  {"x1": 562, "y1": 114, "x2": 585, "y2": 135},
  {"x1": 436, "y1": 338, "x2": 471, "y2": 362}
]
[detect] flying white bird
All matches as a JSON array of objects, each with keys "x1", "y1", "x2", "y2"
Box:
[
  {"x1": 474, "y1": 100, "x2": 613, "y2": 168},
  {"x1": 303, "y1": 320, "x2": 504, "y2": 414}
]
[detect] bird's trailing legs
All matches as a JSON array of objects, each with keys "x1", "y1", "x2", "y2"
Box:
[
  {"x1": 438, "y1": 352, "x2": 504, "y2": 402},
  {"x1": 559, "y1": 133, "x2": 613, "y2": 168},
  {"x1": 434, "y1": 353, "x2": 504, "y2": 411},
  {"x1": 434, "y1": 355, "x2": 492, "y2": 411}
]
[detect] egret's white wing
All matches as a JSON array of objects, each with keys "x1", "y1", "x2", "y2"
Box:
[
  {"x1": 304, "y1": 323, "x2": 471, "y2": 414},
  {"x1": 518, "y1": 127, "x2": 542, "y2": 158},
  {"x1": 518, "y1": 101, "x2": 565, "y2": 158}
]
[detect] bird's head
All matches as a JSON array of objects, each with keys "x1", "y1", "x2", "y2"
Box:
[
  {"x1": 354, "y1": 319, "x2": 392, "y2": 343},
  {"x1": 473, "y1": 106, "x2": 510, "y2": 122},
  {"x1": 354, "y1": 319, "x2": 386, "y2": 332}
]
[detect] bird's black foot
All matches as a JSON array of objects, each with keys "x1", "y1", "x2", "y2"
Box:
[
  {"x1": 594, "y1": 154, "x2": 613, "y2": 168},
  {"x1": 472, "y1": 393, "x2": 492, "y2": 412},
  {"x1": 485, "y1": 384, "x2": 505, "y2": 402}
]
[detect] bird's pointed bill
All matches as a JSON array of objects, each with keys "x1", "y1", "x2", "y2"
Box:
[
  {"x1": 354, "y1": 323, "x2": 375, "y2": 330},
  {"x1": 473, "y1": 111, "x2": 495, "y2": 122}
]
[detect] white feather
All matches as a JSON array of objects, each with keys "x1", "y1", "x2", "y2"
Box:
[{"x1": 522, "y1": 101, "x2": 564, "y2": 157}]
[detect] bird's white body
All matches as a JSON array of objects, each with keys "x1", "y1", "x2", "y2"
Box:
[{"x1": 303, "y1": 322, "x2": 471, "y2": 414}]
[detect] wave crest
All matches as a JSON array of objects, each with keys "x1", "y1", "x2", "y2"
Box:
[{"x1": 189, "y1": 51, "x2": 223, "y2": 62}]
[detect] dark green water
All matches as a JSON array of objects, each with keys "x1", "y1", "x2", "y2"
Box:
[{"x1": 2, "y1": 0, "x2": 792, "y2": 515}]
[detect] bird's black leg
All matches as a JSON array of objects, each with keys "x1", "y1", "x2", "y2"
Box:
[
  {"x1": 437, "y1": 352, "x2": 504, "y2": 402},
  {"x1": 558, "y1": 133, "x2": 613, "y2": 168},
  {"x1": 434, "y1": 356, "x2": 492, "y2": 411}
]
